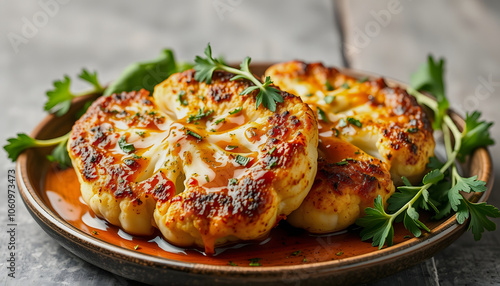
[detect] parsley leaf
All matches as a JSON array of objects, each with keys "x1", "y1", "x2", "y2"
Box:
[
  {"x1": 463, "y1": 200, "x2": 500, "y2": 240},
  {"x1": 79, "y1": 68, "x2": 103, "y2": 91},
  {"x1": 45, "y1": 69, "x2": 104, "y2": 116},
  {"x1": 194, "y1": 44, "x2": 283, "y2": 112},
  {"x1": 458, "y1": 111, "x2": 494, "y2": 161},
  {"x1": 356, "y1": 196, "x2": 394, "y2": 249},
  {"x1": 45, "y1": 75, "x2": 74, "y2": 116},
  {"x1": 4, "y1": 132, "x2": 71, "y2": 167},
  {"x1": 118, "y1": 136, "x2": 136, "y2": 153},
  {"x1": 317, "y1": 107, "x2": 328, "y2": 122},
  {"x1": 104, "y1": 49, "x2": 187, "y2": 96},
  {"x1": 358, "y1": 55, "x2": 499, "y2": 249},
  {"x1": 410, "y1": 55, "x2": 448, "y2": 129},
  {"x1": 235, "y1": 154, "x2": 251, "y2": 166},
  {"x1": 187, "y1": 107, "x2": 214, "y2": 123}
]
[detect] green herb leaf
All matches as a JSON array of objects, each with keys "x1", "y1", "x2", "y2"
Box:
[
  {"x1": 4, "y1": 132, "x2": 70, "y2": 166},
  {"x1": 463, "y1": 200, "x2": 500, "y2": 240},
  {"x1": 356, "y1": 196, "x2": 394, "y2": 249},
  {"x1": 187, "y1": 108, "x2": 214, "y2": 123},
  {"x1": 79, "y1": 68, "x2": 103, "y2": 91},
  {"x1": 324, "y1": 81, "x2": 334, "y2": 91},
  {"x1": 229, "y1": 107, "x2": 242, "y2": 115},
  {"x1": 422, "y1": 169, "x2": 444, "y2": 185},
  {"x1": 45, "y1": 75, "x2": 74, "y2": 116},
  {"x1": 118, "y1": 136, "x2": 136, "y2": 153},
  {"x1": 194, "y1": 44, "x2": 283, "y2": 112},
  {"x1": 249, "y1": 258, "x2": 262, "y2": 267},
  {"x1": 458, "y1": 111, "x2": 494, "y2": 161},
  {"x1": 186, "y1": 130, "x2": 203, "y2": 141},
  {"x1": 4, "y1": 133, "x2": 37, "y2": 161},
  {"x1": 317, "y1": 107, "x2": 328, "y2": 122},
  {"x1": 104, "y1": 49, "x2": 179, "y2": 96},
  {"x1": 46, "y1": 137, "x2": 72, "y2": 168},
  {"x1": 448, "y1": 175, "x2": 487, "y2": 211},
  {"x1": 410, "y1": 55, "x2": 448, "y2": 129},
  {"x1": 324, "y1": 95, "x2": 335, "y2": 104},
  {"x1": 235, "y1": 154, "x2": 251, "y2": 166},
  {"x1": 347, "y1": 117, "x2": 362, "y2": 128}
]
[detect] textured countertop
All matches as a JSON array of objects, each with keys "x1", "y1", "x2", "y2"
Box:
[{"x1": 1, "y1": 1, "x2": 499, "y2": 285}]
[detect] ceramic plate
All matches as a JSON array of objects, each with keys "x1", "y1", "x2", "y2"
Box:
[{"x1": 16, "y1": 64, "x2": 494, "y2": 285}]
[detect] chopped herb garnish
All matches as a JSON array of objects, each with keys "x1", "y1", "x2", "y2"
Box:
[
  {"x1": 235, "y1": 154, "x2": 251, "y2": 166},
  {"x1": 347, "y1": 117, "x2": 362, "y2": 128},
  {"x1": 354, "y1": 150, "x2": 360, "y2": 155},
  {"x1": 331, "y1": 128, "x2": 339, "y2": 137},
  {"x1": 134, "y1": 245, "x2": 140, "y2": 250},
  {"x1": 187, "y1": 107, "x2": 214, "y2": 123},
  {"x1": 302, "y1": 258, "x2": 307, "y2": 262},
  {"x1": 228, "y1": 261, "x2": 238, "y2": 266},
  {"x1": 186, "y1": 130, "x2": 202, "y2": 140},
  {"x1": 269, "y1": 146, "x2": 277, "y2": 155},
  {"x1": 324, "y1": 81, "x2": 334, "y2": 91},
  {"x1": 205, "y1": 175, "x2": 210, "y2": 182},
  {"x1": 407, "y1": 127, "x2": 419, "y2": 133},
  {"x1": 266, "y1": 157, "x2": 278, "y2": 169},
  {"x1": 338, "y1": 118, "x2": 347, "y2": 127},
  {"x1": 92, "y1": 230, "x2": 98, "y2": 235},
  {"x1": 291, "y1": 250, "x2": 301, "y2": 256},
  {"x1": 336, "y1": 251, "x2": 344, "y2": 256},
  {"x1": 229, "y1": 107, "x2": 242, "y2": 115},
  {"x1": 336, "y1": 159, "x2": 353, "y2": 166},
  {"x1": 357, "y1": 77, "x2": 369, "y2": 83},
  {"x1": 317, "y1": 107, "x2": 328, "y2": 122},
  {"x1": 123, "y1": 159, "x2": 135, "y2": 166},
  {"x1": 178, "y1": 90, "x2": 188, "y2": 106},
  {"x1": 324, "y1": 95, "x2": 335, "y2": 104},
  {"x1": 249, "y1": 258, "x2": 262, "y2": 267},
  {"x1": 226, "y1": 145, "x2": 238, "y2": 150},
  {"x1": 357, "y1": 55, "x2": 499, "y2": 250},
  {"x1": 194, "y1": 44, "x2": 283, "y2": 111},
  {"x1": 118, "y1": 136, "x2": 136, "y2": 153},
  {"x1": 132, "y1": 154, "x2": 142, "y2": 159},
  {"x1": 229, "y1": 178, "x2": 238, "y2": 185},
  {"x1": 305, "y1": 93, "x2": 314, "y2": 97},
  {"x1": 135, "y1": 131, "x2": 146, "y2": 137},
  {"x1": 214, "y1": 118, "x2": 225, "y2": 125},
  {"x1": 341, "y1": 83, "x2": 350, "y2": 89}
]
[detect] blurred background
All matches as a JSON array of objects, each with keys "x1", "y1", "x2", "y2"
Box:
[{"x1": 1, "y1": 0, "x2": 499, "y2": 284}]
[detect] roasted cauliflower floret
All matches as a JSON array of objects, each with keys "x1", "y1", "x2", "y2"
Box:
[
  {"x1": 265, "y1": 61, "x2": 434, "y2": 233},
  {"x1": 68, "y1": 70, "x2": 318, "y2": 253},
  {"x1": 266, "y1": 61, "x2": 434, "y2": 184},
  {"x1": 287, "y1": 136, "x2": 394, "y2": 233}
]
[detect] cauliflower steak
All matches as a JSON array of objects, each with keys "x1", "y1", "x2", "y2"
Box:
[
  {"x1": 68, "y1": 70, "x2": 318, "y2": 253},
  {"x1": 265, "y1": 61, "x2": 434, "y2": 233}
]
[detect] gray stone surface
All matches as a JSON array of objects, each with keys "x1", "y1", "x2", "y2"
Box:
[{"x1": 1, "y1": 0, "x2": 499, "y2": 285}]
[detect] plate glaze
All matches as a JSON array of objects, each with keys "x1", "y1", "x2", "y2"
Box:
[{"x1": 16, "y1": 64, "x2": 494, "y2": 285}]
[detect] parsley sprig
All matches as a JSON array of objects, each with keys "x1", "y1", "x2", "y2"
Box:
[
  {"x1": 194, "y1": 44, "x2": 283, "y2": 112},
  {"x1": 45, "y1": 69, "x2": 104, "y2": 116},
  {"x1": 357, "y1": 56, "x2": 499, "y2": 249},
  {"x1": 4, "y1": 132, "x2": 71, "y2": 167},
  {"x1": 4, "y1": 49, "x2": 191, "y2": 167}
]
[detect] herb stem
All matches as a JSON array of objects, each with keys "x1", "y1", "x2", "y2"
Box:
[{"x1": 33, "y1": 132, "x2": 70, "y2": 147}]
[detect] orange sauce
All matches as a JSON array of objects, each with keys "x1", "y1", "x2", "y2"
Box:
[{"x1": 41, "y1": 165, "x2": 441, "y2": 267}]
